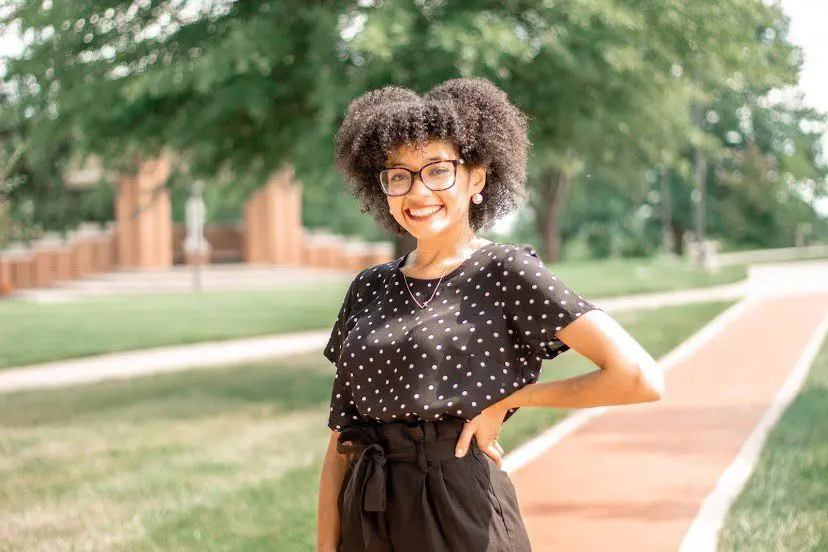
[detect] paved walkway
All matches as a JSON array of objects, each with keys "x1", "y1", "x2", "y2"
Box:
[
  {"x1": 507, "y1": 292, "x2": 828, "y2": 551},
  {"x1": 0, "y1": 332, "x2": 326, "y2": 393},
  {"x1": 11, "y1": 264, "x2": 354, "y2": 301}
]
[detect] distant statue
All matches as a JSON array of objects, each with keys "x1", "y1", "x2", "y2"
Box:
[{"x1": 184, "y1": 180, "x2": 210, "y2": 264}]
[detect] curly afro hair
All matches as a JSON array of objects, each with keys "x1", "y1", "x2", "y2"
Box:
[{"x1": 333, "y1": 77, "x2": 532, "y2": 236}]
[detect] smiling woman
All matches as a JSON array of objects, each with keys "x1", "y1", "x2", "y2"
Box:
[
  {"x1": 317, "y1": 77, "x2": 664, "y2": 552},
  {"x1": 317, "y1": 77, "x2": 545, "y2": 552}
]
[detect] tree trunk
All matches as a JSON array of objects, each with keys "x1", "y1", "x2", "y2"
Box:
[
  {"x1": 536, "y1": 168, "x2": 572, "y2": 263},
  {"x1": 669, "y1": 219, "x2": 685, "y2": 256}
]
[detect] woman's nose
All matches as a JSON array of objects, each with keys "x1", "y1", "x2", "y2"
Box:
[{"x1": 408, "y1": 173, "x2": 432, "y2": 196}]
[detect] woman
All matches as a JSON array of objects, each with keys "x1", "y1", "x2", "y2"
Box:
[{"x1": 317, "y1": 77, "x2": 665, "y2": 552}]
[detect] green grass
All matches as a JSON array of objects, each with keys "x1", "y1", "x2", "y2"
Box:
[
  {"x1": 0, "y1": 300, "x2": 735, "y2": 551},
  {"x1": 718, "y1": 333, "x2": 828, "y2": 552},
  {"x1": 0, "y1": 255, "x2": 746, "y2": 370},
  {"x1": 0, "y1": 283, "x2": 350, "y2": 370},
  {"x1": 0, "y1": 353, "x2": 333, "y2": 551},
  {"x1": 549, "y1": 256, "x2": 746, "y2": 299}
]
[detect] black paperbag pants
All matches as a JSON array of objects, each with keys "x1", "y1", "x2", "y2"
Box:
[{"x1": 335, "y1": 417, "x2": 532, "y2": 552}]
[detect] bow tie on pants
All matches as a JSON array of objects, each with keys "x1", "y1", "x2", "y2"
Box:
[{"x1": 333, "y1": 418, "x2": 532, "y2": 552}]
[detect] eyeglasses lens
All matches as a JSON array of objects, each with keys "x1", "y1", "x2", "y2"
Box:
[{"x1": 380, "y1": 161, "x2": 455, "y2": 195}]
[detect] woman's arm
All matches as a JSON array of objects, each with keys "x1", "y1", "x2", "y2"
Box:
[
  {"x1": 317, "y1": 430, "x2": 350, "y2": 552},
  {"x1": 500, "y1": 309, "x2": 665, "y2": 410}
]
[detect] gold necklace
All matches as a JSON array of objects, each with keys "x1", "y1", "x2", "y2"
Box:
[
  {"x1": 400, "y1": 244, "x2": 476, "y2": 308},
  {"x1": 401, "y1": 258, "x2": 452, "y2": 309}
]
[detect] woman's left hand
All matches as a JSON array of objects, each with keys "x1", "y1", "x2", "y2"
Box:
[{"x1": 454, "y1": 402, "x2": 509, "y2": 467}]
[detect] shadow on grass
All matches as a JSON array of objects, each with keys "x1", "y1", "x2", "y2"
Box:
[{"x1": 125, "y1": 462, "x2": 321, "y2": 552}]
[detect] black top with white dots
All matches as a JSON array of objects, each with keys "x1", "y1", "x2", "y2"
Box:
[{"x1": 324, "y1": 241, "x2": 602, "y2": 431}]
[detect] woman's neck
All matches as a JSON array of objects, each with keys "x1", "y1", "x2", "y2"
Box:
[{"x1": 402, "y1": 235, "x2": 490, "y2": 278}]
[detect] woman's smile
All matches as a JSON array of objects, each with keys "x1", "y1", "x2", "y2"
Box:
[{"x1": 406, "y1": 205, "x2": 445, "y2": 221}]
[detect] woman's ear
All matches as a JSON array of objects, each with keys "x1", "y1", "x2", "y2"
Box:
[{"x1": 469, "y1": 165, "x2": 487, "y2": 195}]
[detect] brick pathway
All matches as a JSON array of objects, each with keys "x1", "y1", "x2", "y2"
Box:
[{"x1": 509, "y1": 293, "x2": 828, "y2": 551}]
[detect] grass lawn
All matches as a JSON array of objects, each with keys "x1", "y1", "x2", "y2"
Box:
[
  {"x1": 0, "y1": 300, "x2": 735, "y2": 551},
  {"x1": 718, "y1": 332, "x2": 828, "y2": 552},
  {"x1": 550, "y1": 255, "x2": 746, "y2": 299},
  {"x1": 0, "y1": 283, "x2": 347, "y2": 370},
  {"x1": 0, "y1": 255, "x2": 746, "y2": 370}
]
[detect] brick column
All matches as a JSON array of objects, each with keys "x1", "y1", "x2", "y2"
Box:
[
  {"x1": 115, "y1": 155, "x2": 173, "y2": 269},
  {"x1": 243, "y1": 164, "x2": 303, "y2": 265},
  {"x1": 0, "y1": 252, "x2": 10, "y2": 296}
]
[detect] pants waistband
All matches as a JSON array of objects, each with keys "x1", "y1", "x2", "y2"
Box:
[
  {"x1": 336, "y1": 419, "x2": 472, "y2": 513},
  {"x1": 336, "y1": 418, "x2": 468, "y2": 468}
]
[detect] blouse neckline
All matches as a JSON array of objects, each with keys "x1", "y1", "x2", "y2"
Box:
[{"x1": 395, "y1": 241, "x2": 496, "y2": 283}]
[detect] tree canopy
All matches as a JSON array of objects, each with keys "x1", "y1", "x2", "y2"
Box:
[{"x1": 1, "y1": 0, "x2": 825, "y2": 256}]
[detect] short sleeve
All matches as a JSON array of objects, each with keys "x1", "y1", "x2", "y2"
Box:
[
  {"x1": 323, "y1": 276, "x2": 358, "y2": 365},
  {"x1": 324, "y1": 276, "x2": 364, "y2": 431},
  {"x1": 501, "y1": 244, "x2": 601, "y2": 359}
]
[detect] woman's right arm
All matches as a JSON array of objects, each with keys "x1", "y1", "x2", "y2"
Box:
[{"x1": 317, "y1": 430, "x2": 350, "y2": 552}]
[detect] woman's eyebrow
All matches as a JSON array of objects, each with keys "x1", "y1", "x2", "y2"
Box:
[{"x1": 386, "y1": 156, "x2": 446, "y2": 166}]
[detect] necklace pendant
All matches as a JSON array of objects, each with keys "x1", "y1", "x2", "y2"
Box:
[{"x1": 401, "y1": 251, "x2": 456, "y2": 310}]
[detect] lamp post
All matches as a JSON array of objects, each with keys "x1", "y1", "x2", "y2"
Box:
[
  {"x1": 184, "y1": 180, "x2": 208, "y2": 292},
  {"x1": 691, "y1": 70, "x2": 709, "y2": 270},
  {"x1": 659, "y1": 157, "x2": 675, "y2": 255}
]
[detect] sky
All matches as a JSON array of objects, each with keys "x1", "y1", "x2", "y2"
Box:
[
  {"x1": 778, "y1": 0, "x2": 828, "y2": 216},
  {"x1": 779, "y1": 0, "x2": 828, "y2": 118}
]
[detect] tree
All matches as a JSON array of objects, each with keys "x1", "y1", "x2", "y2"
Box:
[
  {"x1": 344, "y1": 0, "x2": 802, "y2": 260},
  {"x1": 705, "y1": 89, "x2": 828, "y2": 249},
  {"x1": 0, "y1": 1, "x2": 356, "y2": 192},
  {"x1": 1, "y1": 0, "x2": 818, "y2": 259}
]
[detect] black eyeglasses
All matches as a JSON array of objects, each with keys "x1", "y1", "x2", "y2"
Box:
[{"x1": 379, "y1": 159, "x2": 465, "y2": 196}]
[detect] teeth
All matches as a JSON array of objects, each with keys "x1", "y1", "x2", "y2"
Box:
[{"x1": 409, "y1": 206, "x2": 442, "y2": 217}]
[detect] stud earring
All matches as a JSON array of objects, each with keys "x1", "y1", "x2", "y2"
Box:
[{"x1": 472, "y1": 193, "x2": 483, "y2": 204}]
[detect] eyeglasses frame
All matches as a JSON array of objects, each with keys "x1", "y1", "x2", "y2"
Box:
[{"x1": 378, "y1": 158, "x2": 466, "y2": 196}]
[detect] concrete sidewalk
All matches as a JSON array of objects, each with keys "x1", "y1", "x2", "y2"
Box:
[
  {"x1": 506, "y1": 293, "x2": 828, "y2": 551},
  {"x1": 10, "y1": 264, "x2": 354, "y2": 302},
  {"x1": 0, "y1": 331, "x2": 328, "y2": 394}
]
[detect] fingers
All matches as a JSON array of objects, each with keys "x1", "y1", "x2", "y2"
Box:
[
  {"x1": 493, "y1": 440, "x2": 504, "y2": 457},
  {"x1": 455, "y1": 421, "x2": 476, "y2": 457},
  {"x1": 485, "y1": 443, "x2": 503, "y2": 468}
]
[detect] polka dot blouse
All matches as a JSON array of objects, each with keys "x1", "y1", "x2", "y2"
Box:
[{"x1": 324, "y1": 242, "x2": 602, "y2": 431}]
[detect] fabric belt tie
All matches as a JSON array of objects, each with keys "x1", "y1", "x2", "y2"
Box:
[
  {"x1": 336, "y1": 426, "x2": 461, "y2": 552},
  {"x1": 359, "y1": 443, "x2": 388, "y2": 512}
]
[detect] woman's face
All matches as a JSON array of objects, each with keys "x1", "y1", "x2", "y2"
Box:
[{"x1": 384, "y1": 139, "x2": 486, "y2": 239}]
